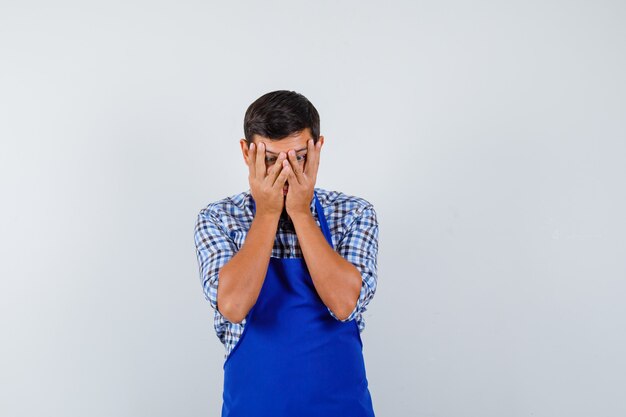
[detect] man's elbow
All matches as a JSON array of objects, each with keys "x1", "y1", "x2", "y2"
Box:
[
  {"x1": 334, "y1": 297, "x2": 359, "y2": 321},
  {"x1": 216, "y1": 270, "x2": 247, "y2": 324},
  {"x1": 336, "y1": 269, "x2": 363, "y2": 320},
  {"x1": 335, "y1": 312, "x2": 352, "y2": 322},
  {"x1": 217, "y1": 301, "x2": 246, "y2": 324},
  {"x1": 216, "y1": 289, "x2": 247, "y2": 323}
]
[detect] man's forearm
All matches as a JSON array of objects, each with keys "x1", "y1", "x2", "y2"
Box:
[
  {"x1": 217, "y1": 212, "x2": 280, "y2": 323},
  {"x1": 290, "y1": 211, "x2": 361, "y2": 320}
]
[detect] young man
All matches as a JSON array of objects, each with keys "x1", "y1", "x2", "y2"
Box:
[{"x1": 193, "y1": 90, "x2": 379, "y2": 417}]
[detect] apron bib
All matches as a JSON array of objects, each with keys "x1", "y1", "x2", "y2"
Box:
[{"x1": 221, "y1": 190, "x2": 376, "y2": 417}]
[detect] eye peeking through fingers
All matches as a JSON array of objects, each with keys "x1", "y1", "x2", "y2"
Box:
[{"x1": 265, "y1": 152, "x2": 307, "y2": 166}]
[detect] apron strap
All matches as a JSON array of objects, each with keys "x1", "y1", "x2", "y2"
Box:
[{"x1": 313, "y1": 190, "x2": 334, "y2": 250}]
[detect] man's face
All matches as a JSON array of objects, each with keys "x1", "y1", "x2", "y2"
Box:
[
  {"x1": 241, "y1": 127, "x2": 321, "y2": 189},
  {"x1": 240, "y1": 127, "x2": 324, "y2": 217}
]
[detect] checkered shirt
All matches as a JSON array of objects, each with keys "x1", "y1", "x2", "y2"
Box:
[{"x1": 193, "y1": 187, "x2": 379, "y2": 361}]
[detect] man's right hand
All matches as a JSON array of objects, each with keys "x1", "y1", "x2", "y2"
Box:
[
  {"x1": 217, "y1": 141, "x2": 290, "y2": 323},
  {"x1": 247, "y1": 141, "x2": 291, "y2": 217}
]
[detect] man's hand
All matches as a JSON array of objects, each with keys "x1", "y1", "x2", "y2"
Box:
[
  {"x1": 247, "y1": 141, "x2": 290, "y2": 217},
  {"x1": 284, "y1": 137, "x2": 362, "y2": 321},
  {"x1": 285, "y1": 138, "x2": 323, "y2": 216}
]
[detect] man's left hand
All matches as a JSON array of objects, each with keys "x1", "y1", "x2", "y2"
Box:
[{"x1": 284, "y1": 138, "x2": 323, "y2": 216}]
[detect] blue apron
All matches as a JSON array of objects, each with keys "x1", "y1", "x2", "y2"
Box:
[{"x1": 221, "y1": 190, "x2": 376, "y2": 417}]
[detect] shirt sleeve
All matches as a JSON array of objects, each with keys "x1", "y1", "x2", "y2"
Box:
[
  {"x1": 329, "y1": 204, "x2": 379, "y2": 322},
  {"x1": 193, "y1": 209, "x2": 238, "y2": 314}
]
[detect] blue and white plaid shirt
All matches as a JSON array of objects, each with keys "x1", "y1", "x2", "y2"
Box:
[{"x1": 193, "y1": 187, "x2": 379, "y2": 361}]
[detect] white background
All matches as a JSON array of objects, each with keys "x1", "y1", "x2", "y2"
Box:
[{"x1": 1, "y1": 1, "x2": 625, "y2": 416}]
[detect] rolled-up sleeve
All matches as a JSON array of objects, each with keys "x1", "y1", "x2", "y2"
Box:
[
  {"x1": 330, "y1": 204, "x2": 379, "y2": 322},
  {"x1": 193, "y1": 209, "x2": 237, "y2": 313}
]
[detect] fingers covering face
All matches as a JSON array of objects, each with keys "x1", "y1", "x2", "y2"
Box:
[
  {"x1": 269, "y1": 152, "x2": 288, "y2": 186},
  {"x1": 248, "y1": 138, "x2": 321, "y2": 183},
  {"x1": 304, "y1": 139, "x2": 322, "y2": 177},
  {"x1": 275, "y1": 159, "x2": 290, "y2": 187}
]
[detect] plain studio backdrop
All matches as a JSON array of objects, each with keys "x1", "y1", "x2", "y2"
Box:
[{"x1": 1, "y1": 1, "x2": 625, "y2": 416}]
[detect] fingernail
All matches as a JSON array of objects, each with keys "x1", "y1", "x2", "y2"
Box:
[{"x1": 288, "y1": 150, "x2": 295, "y2": 157}]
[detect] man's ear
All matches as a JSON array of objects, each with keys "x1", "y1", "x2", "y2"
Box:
[
  {"x1": 317, "y1": 135, "x2": 324, "y2": 148},
  {"x1": 240, "y1": 138, "x2": 250, "y2": 165}
]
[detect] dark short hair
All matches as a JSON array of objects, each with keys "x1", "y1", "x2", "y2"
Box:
[{"x1": 243, "y1": 90, "x2": 320, "y2": 145}]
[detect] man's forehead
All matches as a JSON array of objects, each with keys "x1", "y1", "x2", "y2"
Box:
[
  {"x1": 264, "y1": 146, "x2": 309, "y2": 155},
  {"x1": 259, "y1": 138, "x2": 312, "y2": 155}
]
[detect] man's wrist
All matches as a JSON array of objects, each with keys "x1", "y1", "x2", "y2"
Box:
[
  {"x1": 289, "y1": 209, "x2": 314, "y2": 224},
  {"x1": 254, "y1": 210, "x2": 282, "y2": 224}
]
